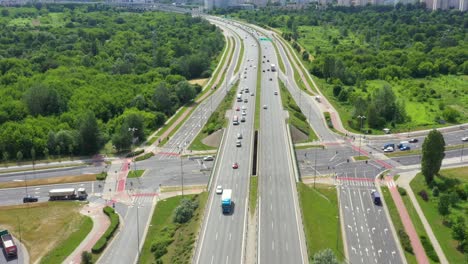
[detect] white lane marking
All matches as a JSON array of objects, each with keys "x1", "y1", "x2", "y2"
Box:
[
  {"x1": 215, "y1": 232, "x2": 218, "y2": 240},
  {"x1": 210, "y1": 256, "x2": 214, "y2": 264}
]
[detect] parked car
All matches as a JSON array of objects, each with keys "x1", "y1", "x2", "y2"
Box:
[
  {"x1": 399, "y1": 144, "x2": 411, "y2": 151},
  {"x1": 216, "y1": 185, "x2": 223, "y2": 194},
  {"x1": 203, "y1": 156, "x2": 214, "y2": 161},
  {"x1": 383, "y1": 146, "x2": 394, "y2": 152},
  {"x1": 23, "y1": 195, "x2": 38, "y2": 203}
]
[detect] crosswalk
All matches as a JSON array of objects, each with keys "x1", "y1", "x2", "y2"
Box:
[{"x1": 336, "y1": 178, "x2": 376, "y2": 187}]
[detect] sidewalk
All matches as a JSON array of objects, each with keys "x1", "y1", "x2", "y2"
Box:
[
  {"x1": 396, "y1": 171, "x2": 449, "y2": 264},
  {"x1": 64, "y1": 202, "x2": 110, "y2": 264},
  {"x1": 386, "y1": 176, "x2": 429, "y2": 264}
]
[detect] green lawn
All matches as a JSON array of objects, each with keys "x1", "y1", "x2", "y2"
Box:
[
  {"x1": 297, "y1": 183, "x2": 343, "y2": 261},
  {"x1": 128, "y1": 169, "x2": 145, "y2": 178},
  {"x1": 271, "y1": 39, "x2": 285, "y2": 73},
  {"x1": 409, "y1": 171, "x2": 467, "y2": 263},
  {"x1": 400, "y1": 188, "x2": 439, "y2": 263},
  {"x1": 249, "y1": 176, "x2": 258, "y2": 216},
  {"x1": 353, "y1": 156, "x2": 369, "y2": 161},
  {"x1": 139, "y1": 193, "x2": 208, "y2": 263},
  {"x1": 381, "y1": 186, "x2": 417, "y2": 264}
]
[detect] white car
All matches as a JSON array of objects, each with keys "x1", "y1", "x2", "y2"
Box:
[
  {"x1": 241, "y1": 105, "x2": 247, "y2": 110},
  {"x1": 216, "y1": 185, "x2": 223, "y2": 194},
  {"x1": 462, "y1": 137, "x2": 468, "y2": 142},
  {"x1": 384, "y1": 147, "x2": 394, "y2": 153},
  {"x1": 203, "y1": 156, "x2": 214, "y2": 161},
  {"x1": 251, "y1": 92, "x2": 254, "y2": 96},
  {"x1": 263, "y1": 105, "x2": 268, "y2": 109},
  {"x1": 242, "y1": 110, "x2": 247, "y2": 116},
  {"x1": 237, "y1": 133, "x2": 243, "y2": 139}
]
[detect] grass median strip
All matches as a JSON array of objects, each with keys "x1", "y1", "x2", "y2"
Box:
[
  {"x1": 381, "y1": 186, "x2": 417, "y2": 264},
  {"x1": 139, "y1": 193, "x2": 208, "y2": 263},
  {"x1": 189, "y1": 81, "x2": 238, "y2": 151},
  {"x1": 279, "y1": 79, "x2": 318, "y2": 142},
  {"x1": 0, "y1": 174, "x2": 98, "y2": 189},
  {"x1": 249, "y1": 176, "x2": 258, "y2": 216},
  {"x1": 0, "y1": 202, "x2": 90, "y2": 263},
  {"x1": 297, "y1": 182, "x2": 343, "y2": 261},
  {"x1": 271, "y1": 39, "x2": 285, "y2": 73},
  {"x1": 128, "y1": 169, "x2": 145, "y2": 178}
]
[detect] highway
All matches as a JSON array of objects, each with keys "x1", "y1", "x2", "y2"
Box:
[
  {"x1": 195, "y1": 19, "x2": 256, "y2": 264},
  {"x1": 256, "y1": 28, "x2": 307, "y2": 263}
]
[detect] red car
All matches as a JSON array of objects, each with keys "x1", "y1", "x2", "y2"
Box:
[
  {"x1": 232, "y1": 162, "x2": 239, "y2": 169},
  {"x1": 236, "y1": 106, "x2": 240, "y2": 111}
]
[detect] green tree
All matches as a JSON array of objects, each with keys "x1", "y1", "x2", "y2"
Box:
[
  {"x1": 16, "y1": 151, "x2": 23, "y2": 165},
  {"x1": 451, "y1": 216, "x2": 466, "y2": 246},
  {"x1": 175, "y1": 81, "x2": 196, "y2": 105},
  {"x1": 23, "y1": 84, "x2": 64, "y2": 117},
  {"x1": 312, "y1": 248, "x2": 340, "y2": 264},
  {"x1": 2, "y1": 151, "x2": 9, "y2": 167},
  {"x1": 438, "y1": 194, "x2": 450, "y2": 217},
  {"x1": 421, "y1": 130, "x2": 445, "y2": 184},
  {"x1": 79, "y1": 112, "x2": 101, "y2": 155}
]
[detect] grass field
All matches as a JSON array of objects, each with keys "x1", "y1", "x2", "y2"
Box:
[
  {"x1": 128, "y1": 169, "x2": 145, "y2": 178},
  {"x1": 381, "y1": 186, "x2": 418, "y2": 264},
  {"x1": 409, "y1": 170, "x2": 467, "y2": 264},
  {"x1": 249, "y1": 176, "x2": 258, "y2": 216},
  {"x1": 0, "y1": 174, "x2": 97, "y2": 189},
  {"x1": 400, "y1": 188, "x2": 439, "y2": 263},
  {"x1": 297, "y1": 183, "x2": 343, "y2": 261},
  {"x1": 40, "y1": 215, "x2": 93, "y2": 264},
  {"x1": 0, "y1": 202, "x2": 90, "y2": 263},
  {"x1": 279, "y1": 80, "x2": 318, "y2": 142},
  {"x1": 139, "y1": 193, "x2": 208, "y2": 263}
]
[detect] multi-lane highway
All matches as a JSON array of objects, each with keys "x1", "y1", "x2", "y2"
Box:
[{"x1": 195, "y1": 19, "x2": 257, "y2": 264}]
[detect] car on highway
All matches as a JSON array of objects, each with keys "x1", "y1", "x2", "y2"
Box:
[
  {"x1": 203, "y1": 156, "x2": 214, "y2": 161},
  {"x1": 267, "y1": 69, "x2": 270, "y2": 71},
  {"x1": 408, "y1": 138, "x2": 419, "y2": 143},
  {"x1": 462, "y1": 137, "x2": 468, "y2": 142},
  {"x1": 237, "y1": 133, "x2": 243, "y2": 139},
  {"x1": 232, "y1": 162, "x2": 239, "y2": 169},
  {"x1": 269, "y1": 78, "x2": 272, "y2": 81},
  {"x1": 216, "y1": 185, "x2": 223, "y2": 194},
  {"x1": 263, "y1": 105, "x2": 268, "y2": 109},
  {"x1": 263, "y1": 70, "x2": 265, "y2": 72},
  {"x1": 399, "y1": 144, "x2": 411, "y2": 151},
  {"x1": 267, "y1": 59, "x2": 270, "y2": 62},
  {"x1": 242, "y1": 110, "x2": 247, "y2": 116},
  {"x1": 236, "y1": 106, "x2": 240, "y2": 111},
  {"x1": 274, "y1": 91, "x2": 278, "y2": 95},
  {"x1": 23, "y1": 195, "x2": 38, "y2": 203},
  {"x1": 236, "y1": 140, "x2": 242, "y2": 147},
  {"x1": 241, "y1": 116, "x2": 246, "y2": 122},
  {"x1": 244, "y1": 98, "x2": 248, "y2": 103},
  {"x1": 251, "y1": 92, "x2": 254, "y2": 96},
  {"x1": 241, "y1": 105, "x2": 247, "y2": 110}
]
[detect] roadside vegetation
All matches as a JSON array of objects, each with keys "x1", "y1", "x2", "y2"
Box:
[
  {"x1": 90, "y1": 206, "x2": 119, "y2": 259},
  {"x1": 139, "y1": 193, "x2": 208, "y2": 263},
  {"x1": 279, "y1": 80, "x2": 318, "y2": 142},
  {"x1": 0, "y1": 6, "x2": 224, "y2": 162},
  {"x1": 381, "y1": 186, "x2": 417, "y2": 264},
  {"x1": 135, "y1": 152, "x2": 154, "y2": 161},
  {"x1": 399, "y1": 187, "x2": 440, "y2": 263},
  {"x1": 409, "y1": 168, "x2": 468, "y2": 263},
  {"x1": 297, "y1": 183, "x2": 343, "y2": 261},
  {"x1": 228, "y1": 5, "x2": 468, "y2": 134},
  {"x1": 189, "y1": 81, "x2": 238, "y2": 151},
  {"x1": 128, "y1": 169, "x2": 145, "y2": 178},
  {"x1": 0, "y1": 173, "x2": 99, "y2": 189},
  {"x1": 249, "y1": 176, "x2": 258, "y2": 216},
  {"x1": 0, "y1": 202, "x2": 90, "y2": 263}
]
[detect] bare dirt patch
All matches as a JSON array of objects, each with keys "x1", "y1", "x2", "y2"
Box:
[
  {"x1": 189, "y1": 78, "x2": 209, "y2": 86},
  {"x1": 290, "y1": 125, "x2": 308, "y2": 143},
  {"x1": 202, "y1": 129, "x2": 223, "y2": 147},
  {"x1": 0, "y1": 174, "x2": 97, "y2": 189},
  {"x1": 31, "y1": 19, "x2": 40, "y2": 26}
]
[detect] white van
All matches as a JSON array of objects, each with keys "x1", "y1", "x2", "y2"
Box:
[
  {"x1": 237, "y1": 94, "x2": 242, "y2": 102},
  {"x1": 233, "y1": 115, "x2": 239, "y2": 125}
]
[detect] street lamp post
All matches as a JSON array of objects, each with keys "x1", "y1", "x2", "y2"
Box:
[
  {"x1": 357, "y1": 116, "x2": 366, "y2": 157},
  {"x1": 128, "y1": 128, "x2": 138, "y2": 175}
]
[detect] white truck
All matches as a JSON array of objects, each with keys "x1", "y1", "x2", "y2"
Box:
[
  {"x1": 271, "y1": 64, "x2": 276, "y2": 72},
  {"x1": 49, "y1": 188, "x2": 88, "y2": 201}
]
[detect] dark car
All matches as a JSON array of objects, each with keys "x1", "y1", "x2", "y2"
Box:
[
  {"x1": 408, "y1": 138, "x2": 418, "y2": 143},
  {"x1": 23, "y1": 195, "x2": 38, "y2": 203}
]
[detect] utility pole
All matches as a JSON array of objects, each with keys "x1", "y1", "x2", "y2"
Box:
[
  {"x1": 357, "y1": 116, "x2": 366, "y2": 157},
  {"x1": 129, "y1": 128, "x2": 138, "y2": 176}
]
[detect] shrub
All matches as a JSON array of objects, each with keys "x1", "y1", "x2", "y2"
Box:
[
  {"x1": 432, "y1": 186, "x2": 439, "y2": 197},
  {"x1": 92, "y1": 206, "x2": 120, "y2": 253},
  {"x1": 420, "y1": 236, "x2": 439, "y2": 262},
  {"x1": 398, "y1": 187, "x2": 407, "y2": 196},
  {"x1": 398, "y1": 229, "x2": 413, "y2": 254},
  {"x1": 151, "y1": 237, "x2": 173, "y2": 259},
  {"x1": 126, "y1": 149, "x2": 144, "y2": 158},
  {"x1": 135, "y1": 152, "x2": 154, "y2": 161},
  {"x1": 173, "y1": 198, "x2": 199, "y2": 224},
  {"x1": 91, "y1": 237, "x2": 107, "y2": 254},
  {"x1": 418, "y1": 190, "x2": 429, "y2": 201},
  {"x1": 81, "y1": 251, "x2": 93, "y2": 264},
  {"x1": 96, "y1": 172, "x2": 107, "y2": 181}
]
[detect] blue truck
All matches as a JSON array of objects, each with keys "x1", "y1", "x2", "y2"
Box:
[{"x1": 221, "y1": 189, "x2": 233, "y2": 214}]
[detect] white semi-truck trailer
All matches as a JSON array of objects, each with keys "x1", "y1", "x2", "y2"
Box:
[{"x1": 49, "y1": 188, "x2": 88, "y2": 201}]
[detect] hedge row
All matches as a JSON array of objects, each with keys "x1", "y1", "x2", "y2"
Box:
[
  {"x1": 135, "y1": 152, "x2": 154, "y2": 162},
  {"x1": 126, "y1": 149, "x2": 145, "y2": 158},
  {"x1": 91, "y1": 206, "x2": 120, "y2": 254}
]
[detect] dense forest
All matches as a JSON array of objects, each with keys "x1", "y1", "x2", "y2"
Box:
[
  {"x1": 230, "y1": 4, "x2": 468, "y2": 131},
  {"x1": 0, "y1": 4, "x2": 224, "y2": 161}
]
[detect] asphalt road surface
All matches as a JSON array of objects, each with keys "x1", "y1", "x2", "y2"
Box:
[
  {"x1": 195, "y1": 19, "x2": 257, "y2": 264},
  {"x1": 257, "y1": 28, "x2": 306, "y2": 264}
]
